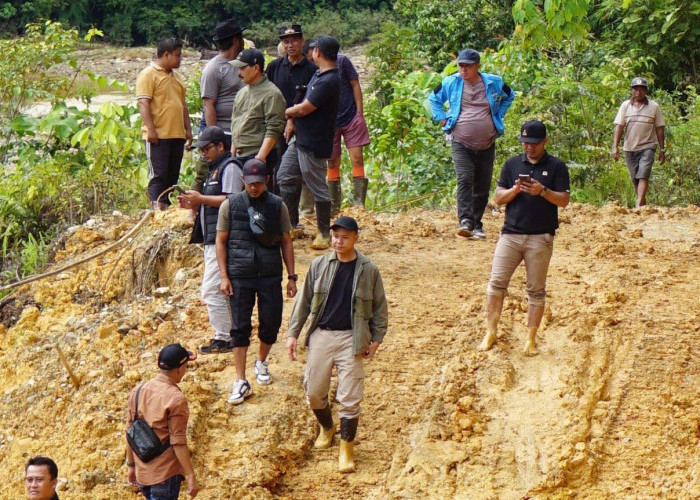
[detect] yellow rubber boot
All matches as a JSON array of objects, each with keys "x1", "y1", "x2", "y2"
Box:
[
  {"x1": 338, "y1": 440, "x2": 355, "y2": 472},
  {"x1": 314, "y1": 424, "x2": 335, "y2": 449}
]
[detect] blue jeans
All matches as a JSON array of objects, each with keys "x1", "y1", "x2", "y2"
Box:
[
  {"x1": 451, "y1": 141, "x2": 495, "y2": 229},
  {"x1": 139, "y1": 474, "x2": 183, "y2": 500}
]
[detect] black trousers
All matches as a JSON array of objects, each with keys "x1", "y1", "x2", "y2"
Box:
[
  {"x1": 228, "y1": 276, "x2": 283, "y2": 347},
  {"x1": 146, "y1": 139, "x2": 185, "y2": 203}
]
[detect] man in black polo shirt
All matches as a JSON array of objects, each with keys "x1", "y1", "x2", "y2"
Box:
[
  {"x1": 266, "y1": 24, "x2": 317, "y2": 200},
  {"x1": 477, "y1": 120, "x2": 570, "y2": 356},
  {"x1": 278, "y1": 35, "x2": 341, "y2": 250}
]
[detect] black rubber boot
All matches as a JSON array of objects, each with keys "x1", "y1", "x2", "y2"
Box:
[
  {"x1": 352, "y1": 177, "x2": 368, "y2": 207},
  {"x1": 311, "y1": 200, "x2": 332, "y2": 249},
  {"x1": 328, "y1": 180, "x2": 342, "y2": 216},
  {"x1": 340, "y1": 417, "x2": 358, "y2": 442},
  {"x1": 313, "y1": 406, "x2": 334, "y2": 430},
  {"x1": 280, "y1": 187, "x2": 301, "y2": 227}
]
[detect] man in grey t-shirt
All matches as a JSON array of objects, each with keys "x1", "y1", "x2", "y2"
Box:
[{"x1": 192, "y1": 19, "x2": 245, "y2": 192}]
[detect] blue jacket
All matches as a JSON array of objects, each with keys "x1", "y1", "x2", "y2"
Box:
[{"x1": 428, "y1": 72, "x2": 515, "y2": 136}]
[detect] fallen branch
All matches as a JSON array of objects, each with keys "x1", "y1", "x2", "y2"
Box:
[
  {"x1": 56, "y1": 345, "x2": 80, "y2": 390},
  {"x1": 0, "y1": 211, "x2": 154, "y2": 293}
]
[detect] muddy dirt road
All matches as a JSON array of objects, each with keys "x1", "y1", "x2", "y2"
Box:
[{"x1": 0, "y1": 202, "x2": 698, "y2": 499}]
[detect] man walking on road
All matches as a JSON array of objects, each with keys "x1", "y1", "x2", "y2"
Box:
[
  {"x1": 136, "y1": 38, "x2": 192, "y2": 210},
  {"x1": 429, "y1": 48, "x2": 515, "y2": 238},
  {"x1": 229, "y1": 49, "x2": 287, "y2": 191},
  {"x1": 126, "y1": 343, "x2": 200, "y2": 499},
  {"x1": 216, "y1": 159, "x2": 297, "y2": 405},
  {"x1": 286, "y1": 216, "x2": 388, "y2": 472},
  {"x1": 277, "y1": 35, "x2": 341, "y2": 249},
  {"x1": 477, "y1": 120, "x2": 570, "y2": 356},
  {"x1": 612, "y1": 77, "x2": 666, "y2": 208},
  {"x1": 178, "y1": 126, "x2": 243, "y2": 354}
]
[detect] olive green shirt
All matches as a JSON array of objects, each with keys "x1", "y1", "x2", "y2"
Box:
[{"x1": 230, "y1": 75, "x2": 286, "y2": 157}]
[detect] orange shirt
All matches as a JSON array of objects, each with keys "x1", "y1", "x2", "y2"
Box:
[
  {"x1": 135, "y1": 62, "x2": 187, "y2": 140},
  {"x1": 127, "y1": 373, "x2": 189, "y2": 486}
]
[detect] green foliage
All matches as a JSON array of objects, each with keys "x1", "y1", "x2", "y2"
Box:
[
  {"x1": 593, "y1": 0, "x2": 700, "y2": 89},
  {"x1": 0, "y1": 22, "x2": 145, "y2": 282},
  {"x1": 247, "y1": 7, "x2": 392, "y2": 50},
  {"x1": 393, "y1": 0, "x2": 514, "y2": 68},
  {"x1": 512, "y1": 0, "x2": 590, "y2": 48}
]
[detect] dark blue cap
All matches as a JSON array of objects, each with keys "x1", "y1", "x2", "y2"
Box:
[{"x1": 457, "y1": 49, "x2": 480, "y2": 64}]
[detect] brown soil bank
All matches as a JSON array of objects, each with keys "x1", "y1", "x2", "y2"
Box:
[{"x1": 0, "y1": 203, "x2": 699, "y2": 499}]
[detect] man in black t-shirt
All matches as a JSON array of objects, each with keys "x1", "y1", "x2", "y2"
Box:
[
  {"x1": 477, "y1": 120, "x2": 570, "y2": 356},
  {"x1": 286, "y1": 216, "x2": 388, "y2": 473},
  {"x1": 277, "y1": 35, "x2": 341, "y2": 250}
]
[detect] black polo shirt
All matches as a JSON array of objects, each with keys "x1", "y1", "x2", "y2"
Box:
[
  {"x1": 497, "y1": 151, "x2": 570, "y2": 235},
  {"x1": 295, "y1": 68, "x2": 340, "y2": 158},
  {"x1": 266, "y1": 56, "x2": 318, "y2": 107}
]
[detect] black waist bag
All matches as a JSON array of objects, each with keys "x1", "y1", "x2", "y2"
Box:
[{"x1": 126, "y1": 385, "x2": 171, "y2": 462}]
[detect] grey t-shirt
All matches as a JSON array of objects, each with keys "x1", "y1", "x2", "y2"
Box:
[
  {"x1": 200, "y1": 55, "x2": 244, "y2": 132},
  {"x1": 452, "y1": 80, "x2": 496, "y2": 151},
  {"x1": 217, "y1": 196, "x2": 292, "y2": 233}
]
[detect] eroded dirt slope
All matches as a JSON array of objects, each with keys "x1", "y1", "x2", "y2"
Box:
[{"x1": 0, "y1": 202, "x2": 699, "y2": 499}]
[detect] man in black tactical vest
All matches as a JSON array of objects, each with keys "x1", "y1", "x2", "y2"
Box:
[
  {"x1": 215, "y1": 158, "x2": 298, "y2": 405},
  {"x1": 178, "y1": 126, "x2": 243, "y2": 354}
]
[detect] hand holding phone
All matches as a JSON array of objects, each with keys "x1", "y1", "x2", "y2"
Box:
[{"x1": 518, "y1": 174, "x2": 532, "y2": 184}]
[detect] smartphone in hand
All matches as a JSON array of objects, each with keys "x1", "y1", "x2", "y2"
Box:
[{"x1": 518, "y1": 174, "x2": 532, "y2": 183}]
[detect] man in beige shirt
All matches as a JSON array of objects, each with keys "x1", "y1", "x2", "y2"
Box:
[
  {"x1": 136, "y1": 38, "x2": 193, "y2": 210},
  {"x1": 612, "y1": 77, "x2": 666, "y2": 207},
  {"x1": 126, "y1": 344, "x2": 199, "y2": 499}
]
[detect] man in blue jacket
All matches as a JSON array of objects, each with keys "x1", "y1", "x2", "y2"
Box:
[{"x1": 429, "y1": 49, "x2": 515, "y2": 238}]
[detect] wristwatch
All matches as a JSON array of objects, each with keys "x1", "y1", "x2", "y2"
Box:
[
  {"x1": 540, "y1": 186, "x2": 548, "y2": 197},
  {"x1": 288, "y1": 274, "x2": 298, "y2": 281}
]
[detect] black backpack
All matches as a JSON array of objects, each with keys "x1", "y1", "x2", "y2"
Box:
[{"x1": 126, "y1": 384, "x2": 171, "y2": 462}]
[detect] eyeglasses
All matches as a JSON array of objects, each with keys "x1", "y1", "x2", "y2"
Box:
[{"x1": 199, "y1": 143, "x2": 216, "y2": 154}]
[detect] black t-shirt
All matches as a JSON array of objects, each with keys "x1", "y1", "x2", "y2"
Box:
[
  {"x1": 295, "y1": 68, "x2": 340, "y2": 158},
  {"x1": 498, "y1": 152, "x2": 570, "y2": 235},
  {"x1": 319, "y1": 259, "x2": 356, "y2": 331},
  {"x1": 266, "y1": 56, "x2": 318, "y2": 107}
]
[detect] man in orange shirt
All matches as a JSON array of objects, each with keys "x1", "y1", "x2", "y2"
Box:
[
  {"x1": 126, "y1": 344, "x2": 200, "y2": 499},
  {"x1": 136, "y1": 38, "x2": 193, "y2": 210}
]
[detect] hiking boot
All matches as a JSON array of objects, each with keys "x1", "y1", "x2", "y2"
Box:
[
  {"x1": 227, "y1": 379, "x2": 252, "y2": 405},
  {"x1": 312, "y1": 200, "x2": 331, "y2": 249},
  {"x1": 457, "y1": 219, "x2": 474, "y2": 238},
  {"x1": 471, "y1": 227, "x2": 486, "y2": 239},
  {"x1": 199, "y1": 339, "x2": 234, "y2": 354},
  {"x1": 254, "y1": 359, "x2": 272, "y2": 385}
]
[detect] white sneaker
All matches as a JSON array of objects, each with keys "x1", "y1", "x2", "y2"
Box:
[
  {"x1": 227, "y1": 379, "x2": 252, "y2": 405},
  {"x1": 254, "y1": 359, "x2": 272, "y2": 385}
]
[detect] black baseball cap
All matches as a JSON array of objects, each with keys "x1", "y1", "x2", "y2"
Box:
[
  {"x1": 242, "y1": 158, "x2": 268, "y2": 184},
  {"x1": 518, "y1": 120, "x2": 547, "y2": 144},
  {"x1": 230, "y1": 49, "x2": 265, "y2": 69},
  {"x1": 192, "y1": 126, "x2": 226, "y2": 149},
  {"x1": 309, "y1": 35, "x2": 339, "y2": 60},
  {"x1": 278, "y1": 24, "x2": 303, "y2": 39},
  {"x1": 457, "y1": 48, "x2": 480, "y2": 64},
  {"x1": 158, "y1": 344, "x2": 197, "y2": 370},
  {"x1": 331, "y1": 216, "x2": 359, "y2": 232},
  {"x1": 212, "y1": 19, "x2": 245, "y2": 41}
]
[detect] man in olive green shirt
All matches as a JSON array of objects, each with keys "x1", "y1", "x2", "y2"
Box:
[{"x1": 230, "y1": 49, "x2": 287, "y2": 192}]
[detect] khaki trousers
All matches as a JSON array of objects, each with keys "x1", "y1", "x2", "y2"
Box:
[{"x1": 304, "y1": 328, "x2": 364, "y2": 419}]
